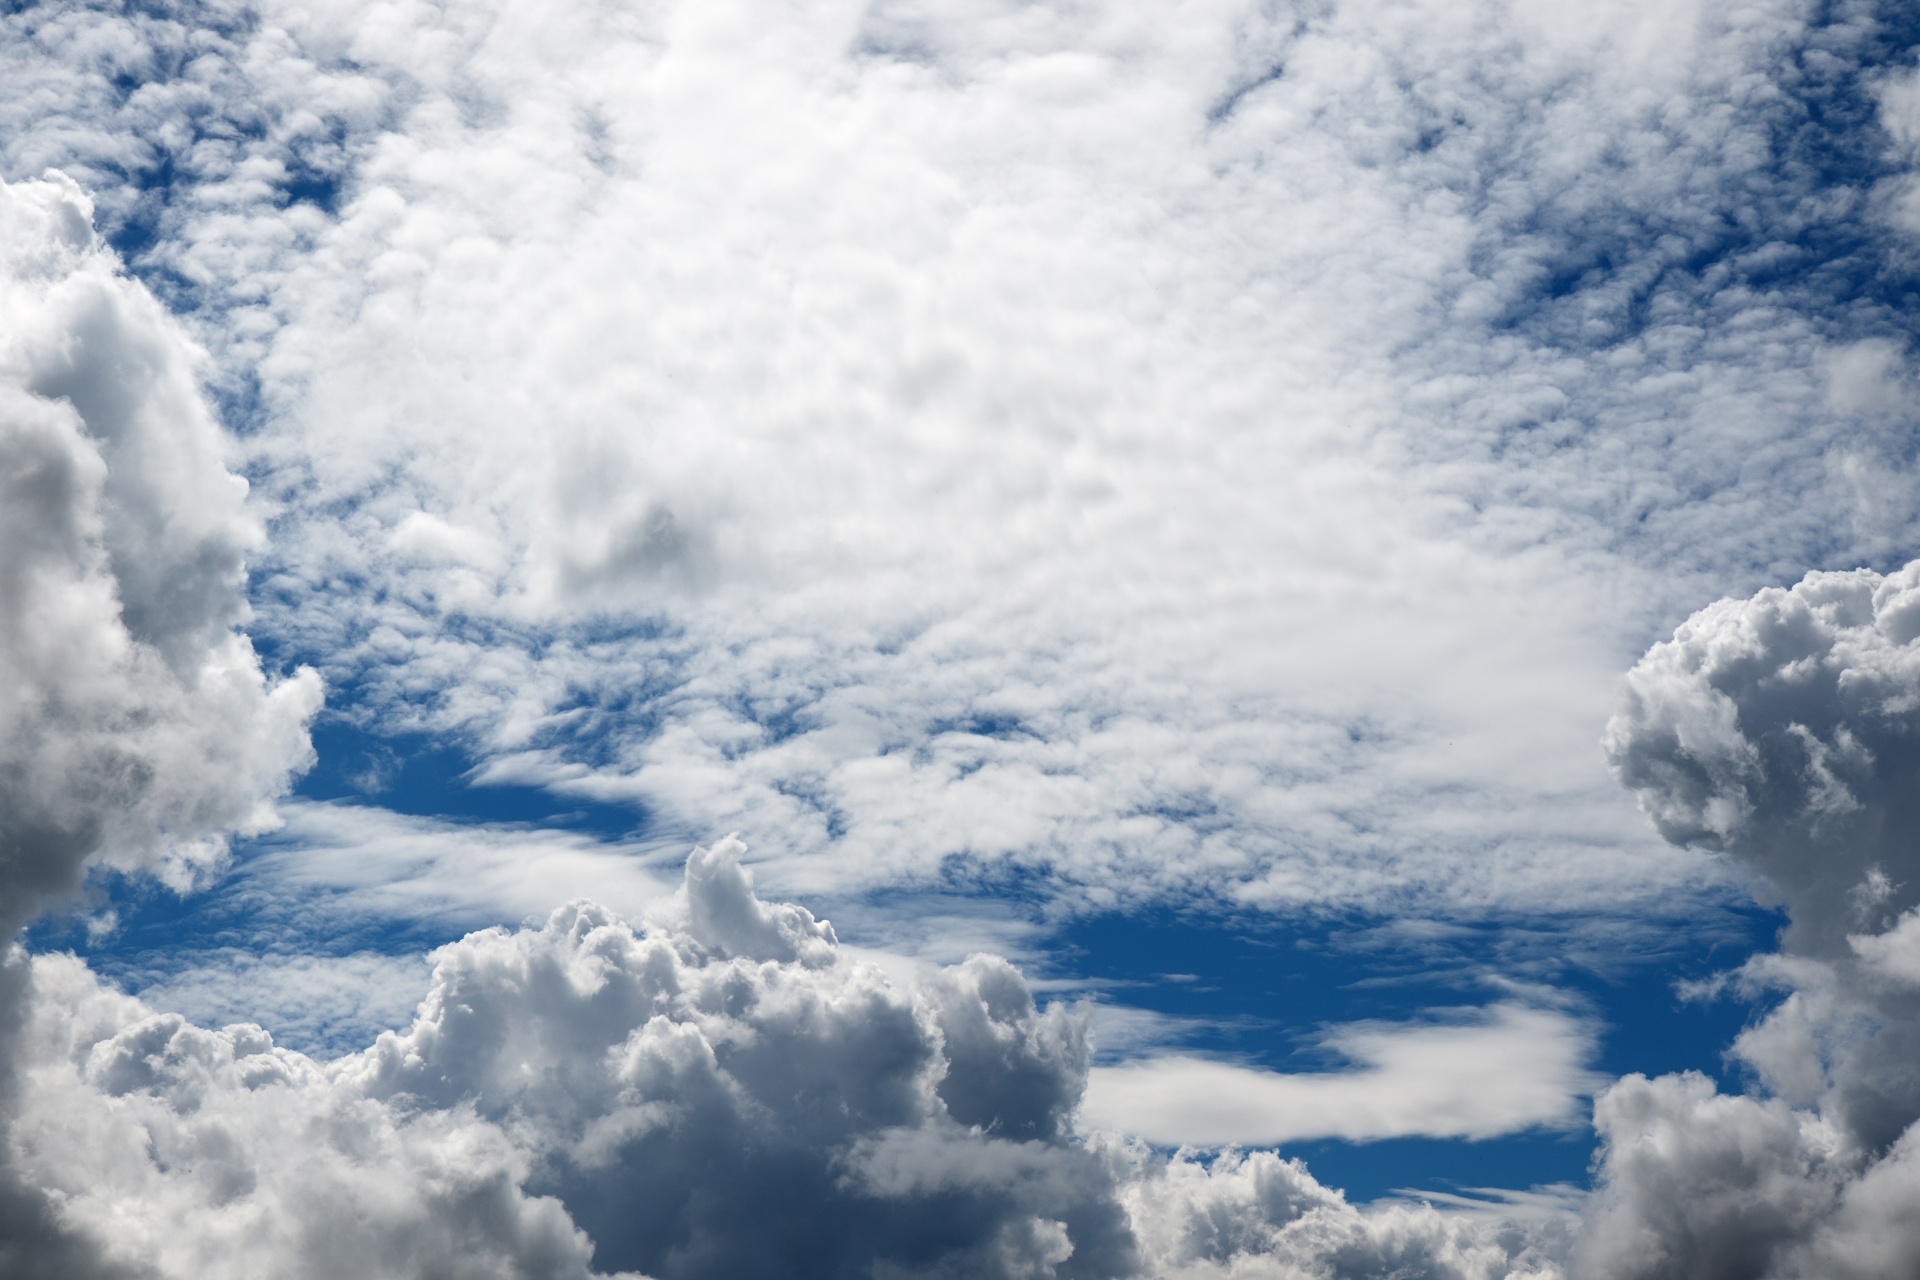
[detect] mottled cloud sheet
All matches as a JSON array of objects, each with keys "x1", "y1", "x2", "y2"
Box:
[{"x1": 3, "y1": 0, "x2": 1920, "y2": 1276}]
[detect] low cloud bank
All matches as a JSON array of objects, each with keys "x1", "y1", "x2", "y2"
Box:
[
  {"x1": 1084, "y1": 1001, "x2": 1599, "y2": 1148},
  {"x1": 10, "y1": 839, "x2": 1571, "y2": 1280}
]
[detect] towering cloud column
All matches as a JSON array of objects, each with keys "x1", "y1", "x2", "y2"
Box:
[
  {"x1": 0, "y1": 173, "x2": 320, "y2": 1275},
  {"x1": 1588, "y1": 564, "x2": 1920, "y2": 1278}
]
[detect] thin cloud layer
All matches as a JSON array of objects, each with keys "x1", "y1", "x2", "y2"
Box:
[{"x1": 1083, "y1": 1001, "x2": 1600, "y2": 1148}]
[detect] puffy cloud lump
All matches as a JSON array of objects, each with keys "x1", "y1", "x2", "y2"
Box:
[
  {"x1": 0, "y1": 173, "x2": 319, "y2": 935},
  {"x1": 1584, "y1": 560, "x2": 1920, "y2": 1277},
  {"x1": 6, "y1": 839, "x2": 1577, "y2": 1279}
]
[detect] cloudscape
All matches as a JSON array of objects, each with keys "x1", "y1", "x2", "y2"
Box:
[{"x1": 4, "y1": 0, "x2": 1920, "y2": 1275}]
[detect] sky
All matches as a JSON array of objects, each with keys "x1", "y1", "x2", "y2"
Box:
[{"x1": 3, "y1": 0, "x2": 1920, "y2": 1276}]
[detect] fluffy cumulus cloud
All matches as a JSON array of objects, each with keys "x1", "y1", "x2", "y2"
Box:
[
  {"x1": 1605, "y1": 563, "x2": 1920, "y2": 951},
  {"x1": 5, "y1": 840, "x2": 1571, "y2": 1280},
  {"x1": 9, "y1": 0, "x2": 1920, "y2": 1276},
  {"x1": 0, "y1": 173, "x2": 319, "y2": 933},
  {"x1": 1582, "y1": 562, "x2": 1920, "y2": 1278},
  {"x1": 1117, "y1": 1149, "x2": 1573, "y2": 1280},
  {"x1": 0, "y1": 171, "x2": 318, "y2": 1274}
]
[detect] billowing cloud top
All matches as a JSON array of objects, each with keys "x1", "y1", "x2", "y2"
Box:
[
  {"x1": 11, "y1": 839, "x2": 1561, "y2": 1279},
  {"x1": 1606, "y1": 564, "x2": 1920, "y2": 952},
  {"x1": 1583, "y1": 563, "x2": 1920, "y2": 1279},
  {"x1": 0, "y1": 173, "x2": 320, "y2": 935}
]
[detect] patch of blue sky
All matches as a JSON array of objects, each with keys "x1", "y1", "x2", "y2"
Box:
[
  {"x1": 297, "y1": 714, "x2": 652, "y2": 838},
  {"x1": 1482, "y1": 13, "x2": 1920, "y2": 342},
  {"x1": 29, "y1": 717, "x2": 1783, "y2": 1205},
  {"x1": 1047, "y1": 902, "x2": 1779, "y2": 1202}
]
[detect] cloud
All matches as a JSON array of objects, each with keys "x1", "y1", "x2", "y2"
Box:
[
  {"x1": 1573, "y1": 60, "x2": 1920, "y2": 1273},
  {"x1": 16, "y1": 949, "x2": 614, "y2": 1280},
  {"x1": 66, "y1": 802, "x2": 683, "y2": 1057},
  {"x1": 1604, "y1": 560, "x2": 1920, "y2": 953},
  {"x1": 0, "y1": 837, "x2": 1594, "y2": 1278},
  {"x1": 0, "y1": 171, "x2": 318, "y2": 1274},
  {"x1": 1082, "y1": 1001, "x2": 1600, "y2": 1147},
  {"x1": 342, "y1": 838, "x2": 1139, "y2": 1278},
  {"x1": 8, "y1": 2, "x2": 1920, "y2": 1276},
  {"x1": 1117, "y1": 1144, "x2": 1573, "y2": 1280},
  {"x1": 115, "y1": 950, "x2": 433, "y2": 1059},
  {"x1": 17, "y1": 0, "x2": 1914, "y2": 926},
  {"x1": 7, "y1": 842, "x2": 1119, "y2": 1278},
  {"x1": 1579, "y1": 558, "x2": 1920, "y2": 1277},
  {"x1": 1575, "y1": 1071, "x2": 1844, "y2": 1280},
  {"x1": 231, "y1": 799, "x2": 680, "y2": 934},
  {"x1": 0, "y1": 173, "x2": 319, "y2": 933}
]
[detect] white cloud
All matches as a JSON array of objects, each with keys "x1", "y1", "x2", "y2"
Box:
[
  {"x1": 16, "y1": 0, "x2": 1901, "y2": 924},
  {"x1": 1574, "y1": 1071, "x2": 1847, "y2": 1280},
  {"x1": 2, "y1": 837, "x2": 1591, "y2": 1278},
  {"x1": 0, "y1": 169, "x2": 318, "y2": 1276},
  {"x1": 116, "y1": 950, "x2": 433, "y2": 1059},
  {"x1": 233, "y1": 799, "x2": 680, "y2": 933},
  {"x1": 0, "y1": 173, "x2": 319, "y2": 934},
  {"x1": 1117, "y1": 1144, "x2": 1573, "y2": 1280},
  {"x1": 8, "y1": 844, "x2": 1121, "y2": 1278},
  {"x1": 1082, "y1": 1001, "x2": 1599, "y2": 1147},
  {"x1": 1604, "y1": 561, "x2": 1920, "y2": 954},
  {"x1": 1850, "y1": 907, "x2": 1920, "y2": 989},
  {"x1": 36, "y1": 805, "x2": 684, "y2": 1059},
  {"x1": 16, "y1": 950, "x2": 617, "y2": 1280},
  {"x1": 1578, "y1": 561, "x2": 1920, "y2": 1278},
  {"x1": 7, "y1": 2, "x2": 1920, "y2": 1275}
]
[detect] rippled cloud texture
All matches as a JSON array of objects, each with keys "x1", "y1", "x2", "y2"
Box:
[{"x1": 4, "y1": 0, "x2": 1920, "y2": 1275}]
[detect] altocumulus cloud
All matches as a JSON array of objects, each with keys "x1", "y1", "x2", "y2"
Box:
[
  {"x1": 8, "y1": 0, "x2": 1920, "y2": 1278},
  {"x1": 15, "y1": 0, "x2": 1920, "y2": 922}
]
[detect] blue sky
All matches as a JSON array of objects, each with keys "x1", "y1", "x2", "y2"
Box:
[
  {"x1": 5, "y1": 1, "x2": 1920, "y2": 1277},
  {"x1": 30, "y1": 720, "x2": 1782, "y2": 1203},
  {"x1": 30, "y1": 760, "x2": 1780, "y2": 1184}
]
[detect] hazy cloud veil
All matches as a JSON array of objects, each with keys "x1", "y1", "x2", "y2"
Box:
[{"x1": 1, "y1": 0, "x2": 1920, "y2": 1276}]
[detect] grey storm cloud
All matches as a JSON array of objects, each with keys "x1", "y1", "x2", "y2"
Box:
[{"x1": 1583, "y1": 563, "x2": 1920, "y2": 1279}]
